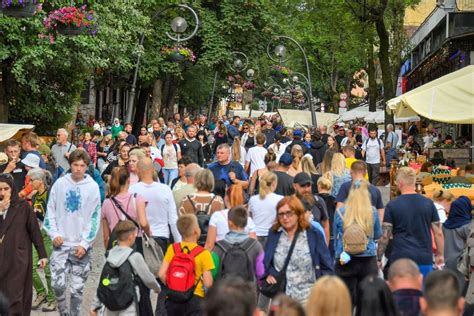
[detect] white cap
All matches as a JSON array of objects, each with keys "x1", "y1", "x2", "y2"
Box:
[{"x1": 21, "y1": 153, "x2": 40, "y2": 169}]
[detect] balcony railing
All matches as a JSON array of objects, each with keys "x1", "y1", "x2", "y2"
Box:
[{"x1": 456, "y1": 0, "x2": 474, "y2": 10}]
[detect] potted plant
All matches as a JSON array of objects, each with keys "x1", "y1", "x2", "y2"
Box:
[
  {"x1": 1, "y1": 0, "x2": 41, "y2": 18},
  {"x1": 161, "y1": 46, "x2": 196, "y2": 63},
  {"x1": 270, "y1": 65, "x2": 291, "y2": 78},
  {"x1": 44, "y1": 5, "x2": 97, "y2": 36}
]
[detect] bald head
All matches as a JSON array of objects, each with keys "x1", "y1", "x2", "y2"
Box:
[{"x1": 387, "y1": 259, "x2": 422, "y2": 291}]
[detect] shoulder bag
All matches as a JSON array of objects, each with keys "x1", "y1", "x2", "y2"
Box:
[{"x1": 260, "y1": 230, "x2": 300, "y2": 298}]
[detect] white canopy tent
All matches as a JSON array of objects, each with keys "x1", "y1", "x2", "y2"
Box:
[
  {"x1": 363, "y1": 111, "x2": 420, "y2": 124},
  {"x1": 0, "y1": 123, "x2": 35, "y2": 143},
  {"x1": 278, "y1": 109, "x2": 339, "y2": 128},
  {"x1": 339, "y1": 105, "x2": 369, "y2": 122}
]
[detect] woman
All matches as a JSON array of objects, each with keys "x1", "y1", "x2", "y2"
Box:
[
  {"x1": 205, "y1": 183, "x2": 256, "y2": 250},
  {"x1": 306, "y1": 276, "x2": 352, "y2": 316},
  {"x1": 356, "y1": 276, "x2": 398, "y2": 316},
  {"x1": 173, "y1": 126, "x2": 185, "y2": 144},
  {"x1": 100, "y1": 167, "x2": 152, "y2": 315},
  {"x1": 248, "y1": 172, "x2": 283, "y2": 248},
  {"x1": 269, "y1": 295, "x2": 305, "y2": 316},
  {"x1": 327, "y1": 135, "x2": 339, "y2": 151},
  {"x1": 231, "y1": 136, "x2": 247, "y2": 167},
  {"x1": 212, "y1": 121, "x2": 228, "y2": 154},
  {"x1": 128, "y1": 148, "x2": 146, "y2": 186},
  {"x1": 28, "y1": 169, "x2": 56, "y2": 312},
  {"x1": 263, "y1": 196, "x2": 333, "y2": 305},
  {"x1": 197, "y1": 130, "x2": 213, "y2": 165},
  {"x1": 38, "y1": 144, "x2": 63, "y2": 184},
  {"x1": 78, "y1": 131, "x2": 97, "y2": 166},
  {"x1": 241, "y1": 123, "x2": 257, "y2": 150},
  {"x1": 161, "y1": 131, "x2": 182, "y2": 185},
  {"x1": 102, "y1": 142, "x2": 131, "y2": 180},
  {"x1": 97, "y1": 131, "x2": 113, "y2": 171},
  {"x1": 319, "y1": 148, "x2": 337, "y2": 175},
  {"x1": 443, "y1": 196, "x2": 472, "y2": 287},
  {"x1": 287, "y1": 144, "x2": 304, "y2": 177},
  {"x1": 333, "y1": 180, "x2": 382, "y2": 304},
  {"x1": 417, "y1": 161, "x2": 434, "y2": 182},
  {"x1": 301, "y1": 155, "x2": 320, "y2": 194},
  {"x1": 268, "y1": 133, "x2": 287, "y2": 161},
  {"x1": 328, "y1": 153, "x2": 351, "y2": 197},
  {"x1": 249, "y1": 150, "x2": 276, "y2": 195},
  {"x1": 0, "y1": 173, "x2": 47, "y2": 315},
  {"x1": 111, "y1": 117, "x2": 123, "y2": 139},
  {"x1": 432, "y1": 189, "x2": 455, "y2": 223},
  {"x1": 303, "y1": 132, "x2": 312, "y2": 151}
]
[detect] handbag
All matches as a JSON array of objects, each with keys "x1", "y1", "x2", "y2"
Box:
[
  {"x1": 110, "y1": 196, "x2": 164, "y2": 275},
  {"x1": 260, "y1": 230, "x2": 300, "y2": 298}
]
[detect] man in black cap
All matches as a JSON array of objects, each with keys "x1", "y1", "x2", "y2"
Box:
[
  {"x1": 274, "y1": 153, "x2": 295, "y2": 196},
  {"x1": 293, "y1": 172, "x2": 329, "y2": 244}
]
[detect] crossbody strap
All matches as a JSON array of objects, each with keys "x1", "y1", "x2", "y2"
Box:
[
  {"x1": 111, "y1": 196, "x2": 140, "y2": 229},
  {"x1": 281, "y1": 230, "x2": 300, "y2": 273}
]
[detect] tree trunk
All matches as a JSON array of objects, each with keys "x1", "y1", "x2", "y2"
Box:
[
  {"x1": 367, "y1": 35, "x2": 378, "y2": 112},
  {"x1": 132, "y1": 87, "x2": 150, "y2": 134},
  {"x1": 150, "y1": 79, "x2": 163, "y2": 120}
]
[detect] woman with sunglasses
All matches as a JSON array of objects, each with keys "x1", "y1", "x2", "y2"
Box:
[
  {"x1": 261, "y1": 195, "x2": 333, "y2": 308},
  {"x1": 241, "y1": 123, "x2": 257, "y2": 151}
]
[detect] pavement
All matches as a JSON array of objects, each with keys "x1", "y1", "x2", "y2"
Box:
[{"x1": 31, "y1": 185, "x2": 391, "y2": 315}]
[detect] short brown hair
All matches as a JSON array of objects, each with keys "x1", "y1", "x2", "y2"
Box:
[
  {"x1": 351, "y1": 160, "x2": 367, "y2": 174},
  {"x1": 228, "y1": 206, "x2": 248, "y2": 228},
  {"x1": 68, "y1": 149, "x2": 91, "y2": 166},
  {"x1": 21, "y1": 131, "x2": 40, "y2": 147},
  {"x1": 342, "y1": 145, "x2": 355, "y2": 154},
  {"x1": 256, "y1": 133, "x2": 266, "y2": 145},
  {"x1": 272, "y1": 195, "x2": 309, "y2": 232},
  {"x1": 194, "y1": 169, "x2": 214, "y2": 192},
  {"x1": 5, "y1": 139, "x2": 20, "y2": 148},
  {"x1": 115, "y1": 220, "x2": 137, "y2": 241},
  {"x1": 177, "y1": 214, "x2": 199, "y2": 238}
]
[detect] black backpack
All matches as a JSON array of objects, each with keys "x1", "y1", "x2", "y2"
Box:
[
  {"x1": 216, "y1": 238, "x2": 256, "y2": 282},
  {"x1": 97, "y1": 252, "x2": 137, "y2": 311},
  {"x1": 187, "y1": 195, "x2": 216, "y2": 246}
]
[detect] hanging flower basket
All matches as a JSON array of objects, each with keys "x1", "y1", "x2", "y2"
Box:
[
  {"x1": 1, "y1": 0, "x2": 41, "y2": 18},
  {"x1": 270, "y1": 65, "x2": 291, "y2": 78},
  {"x1": 242, "y1": 81, "x2": 255, "y2": 90},
  {"x1": 44, "y1": 5, "x2": 97, "y2": 37},
  {"x1": 161, "y1": 46, "x2": 196, "y2": 63}
]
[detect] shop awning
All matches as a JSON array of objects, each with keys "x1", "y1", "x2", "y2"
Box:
[
  {"x1": 387, "y1": 65, "x2": 474, "y2": 124},
  {"x1": 364, "y1": 111, "x2": 420, "y2": 124},
  {"x1": 339, "y1": 105, "x2": 369, "y2": 122},
  {"x1": 0, "y1": 123, "x2": 35, "y2": 143},
  {"x1": 278, "y1": 109, "x2": 339, "y2": 128}
]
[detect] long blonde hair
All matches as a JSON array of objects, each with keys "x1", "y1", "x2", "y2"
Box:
[
  {"x1": 259, "y1": 171, "x2": 277, "y2": 199},
  {"x1": 343, "y1": 180, "x2": 374, "y2": 236},
  {"x1": 306, "y1": 276, "x2": 352, "y2": 316},
  {"x1": 291, "y1": 144, "x2": 304, "y2": 170},
  {"x1": 301, "y1": 155, "x2": 317, "y2": 175},
  {"x1": 231, "y1": 137, "x2": 242, "y2": 162},
  {"x1": 330, "y1": 152, "x2": 347, "y2": 177}
]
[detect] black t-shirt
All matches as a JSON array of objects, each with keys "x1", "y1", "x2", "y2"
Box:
[
  {"x1": 336, "y1": 180, "x2": 384, "y2": 209},
  {"x1": 0, "y1": 161, "x2": 27, "y2": 191},
  {"x1": 274, "y1": 171, "x2": 294, "y2": 196},
  {"x1": 300, "y1": 195, "x2": 329, "y2": 224},
  {"x1": 318, "y1": 193, "x2": 336, "y2": 237},
  {"x1": 335, "y1": 134, "x2": 345, "y2": 147},
  {"x1": 126, "y1": 134, "x2": 137, "y2": 145},
  {"x1": 384, "y1": 194, "x2": 440, "y2": 265}
]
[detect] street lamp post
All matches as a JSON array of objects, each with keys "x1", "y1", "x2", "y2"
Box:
[
  {"x1": 267, "y1": 36, "x2": 318, "y2": 127},
  {"x1": 126, "y1": 4, "x2": 199, "y2": 124}
]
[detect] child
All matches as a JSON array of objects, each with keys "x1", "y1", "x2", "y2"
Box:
[
  {"x1": 159, "y1": 214, "x2": 214, "y2": 315},
  {"x1": 91, "y1": 220, "x2": 160, "y2": 315},
  {"x1": 213, "y1": 206, "x2": 264, "y2": 284}
]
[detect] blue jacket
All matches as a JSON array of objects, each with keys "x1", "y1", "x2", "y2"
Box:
[{"x1": 263, "y1": 228, "x2": 334, "y2": 279}]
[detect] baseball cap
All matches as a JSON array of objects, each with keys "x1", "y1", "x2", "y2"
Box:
[
  {"x1": 21, "y1": 153, "x2": 40, "y2": 169},
  {"x1": 293, "y1": 172, "x2": 313, "y2": 186},
  {"x1": 103, "y1": 130, "x2": 112, "y2": 137},
  {"x1": 278, "y1": 153, "x2": 293, "y2": 166},
  {"x1": 293, "y1": 129, "x2": 303, "y2": 137},
  {"x1": 38, "y1": 144, "x2": 51, "y2": 156}
]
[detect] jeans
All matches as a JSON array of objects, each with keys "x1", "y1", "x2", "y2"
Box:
[
  {"x1": 367, "y1": 163, "x2": 380, "y2": 185},
  {"x1": 32, "y1": 229, "x2": 55, "y2": 303},
  {"x1": 163, "y1": 168, "x2": 179, "y2": 186}
]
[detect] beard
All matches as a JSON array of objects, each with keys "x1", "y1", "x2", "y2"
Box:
[{"x1": 296, "y1": 191, "x2": 315, "y2": 205}]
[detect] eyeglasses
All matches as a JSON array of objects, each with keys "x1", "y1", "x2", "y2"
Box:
[{"x1": 277, "y1": 210, "x2": 295, "y2": 219}]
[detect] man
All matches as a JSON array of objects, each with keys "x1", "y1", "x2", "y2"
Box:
[
  {"x1": 245, "y1": 133, "x2": 267, "y2": 177},
  {"x1": 147, "y1": 119, "x2": 158, "y2": 133},
  {"x1": 173, "y1": 163, "x2": 200, "y2": 210},
  {"x1": 293, "y1": 172, "x2": 329, "y2": 243},
  {"x1": 404, "y1": 135, "x2": 422, "y2": 155},
  {"x1": 361, "y1": 128, "x2": 385, "y2": 185},
  {"x1": 420, "y1": 270, "x2": 464, "y2": 316},
  {"x1": 335, "y1": 126, "x2": 346, "y2": 147},
  {"x1": 408, "y1": 122, "x2": 418, "y2": 137},
  {"x1": 208, "y1": 144, "x2": 249, "y2": 198},
  {"x1": 273, "y1": 153, "x2": 294, "y2": 196},
  {"x1": 52, "y1": 128, "x2": 77, "y2": 172},
  {"x1": 285, "y1": 129, "x2": 306, "y2": 154},
  {"x1": 21, "y1": 131, "x2": 46, "y2": 169},
  {"x1": 0, "y1": 139, "x2": 27, "y2": 191},
  {"x1": 227, "y1": 116, "x2": 241, "y2": 143},
  {"x1": 387, "y1": 259, "x2": 423, "y2": 316},
  {"x1": 319, "y1": 125, "x2": 329, "y2": 144},
  {"x1": 179, "y1": 125, "x2": 204, "y2": 167},
  {"x1": 336, "y1": 160, "x2": 383, "y2": 219},
  {"x1": 377, "y1": 167, "x2": 444, "y2": 278},
  {"x1": 310, "y1": 130, "x2": 327, "y2": 167},
  {"x1": 197, "y1": 114, "x2": 208, "y2": 133},
  {"x1": 124, "y1": 123, "x2": 137, "y2": 145},
  {"x1": 262, "y1": 120, "x2": 276, "y2": 147},
  {"x1": 447, "y1": 168, "x2": 472, "y2": 184},
  {"x1": 342, "y1": 146, "x2": 368, "y2": 180},
  {"x1": 340, "y1": 129, "x2": 353, "y2": 147},
  {"x1": 43, "y1": 149, "x2": 101, "y2": 316},
  {"x1": 385, "y1": 124, "x2": 399, "y2": 150},
  {"x1": 173, "y1": 113, "x2": 181, "y2": 125}
]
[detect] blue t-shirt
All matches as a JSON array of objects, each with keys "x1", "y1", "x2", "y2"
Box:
[
  {"x1": 336, "y1": 180, "x2": 384, "y2": 209},
  {"x1": 384, "y1": 194, "x2": 440, "y2": 265},
  {"x1": 208, "y1": 161, "x2": 248, "y2": 185}
]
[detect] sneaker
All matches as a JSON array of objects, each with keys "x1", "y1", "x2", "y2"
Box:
[
  {"x1": 31, "y1": 295, "x2": 46, "y2": 310},
  {"x1": 41, "y1": 301, "x2": 57, "y2": 312}
]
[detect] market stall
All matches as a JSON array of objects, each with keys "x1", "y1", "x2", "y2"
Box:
[{"x1": 278, "y1": 109, "x2": 340, "y2": 129}]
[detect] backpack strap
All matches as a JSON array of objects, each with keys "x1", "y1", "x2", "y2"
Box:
[
  {"x1": 187, "y1": 195, "x2": 198, "y2": 213},
  {"x1": 160, "y1": 144, "x2": 165, "y2": 157},
  {"x1": 173, "y1": 242, "x2": 183, "y2": 255},
  {"x1": 205, "y1": 194, "x2": 217, "y2": 214},
  {"x1": 240, "y1": 238, "x2": 257, "y2": 252},
  {"x1": 188, "y1": 245, "x2": 205, "y2": 258}
]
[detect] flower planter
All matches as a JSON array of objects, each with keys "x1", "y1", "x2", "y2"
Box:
[
  {"x1": 57, "y1": 24, "x2": 85, "y2": 36},
  {"x1": 168, "y1": 52, "x2": 186, "y2": 62},
  {"x1": 1, "y1": 2, "x2": 37, "y2": 18}
]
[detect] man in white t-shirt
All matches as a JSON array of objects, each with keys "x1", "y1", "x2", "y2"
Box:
[
  {"x1": 361, "y1": 128, "x2": 386, "y2": 185},
  {"x1": 244, "y1": 133, "x2": 267, "y2": 177}
]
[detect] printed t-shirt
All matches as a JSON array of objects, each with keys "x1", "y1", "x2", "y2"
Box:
[{"x1": 336, "y1": 181, "x2": 384, "y2": 209}]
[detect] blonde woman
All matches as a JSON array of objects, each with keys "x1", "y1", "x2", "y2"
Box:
[
  {"x1": 287, "y1": 144, "x2": 304, "y2": 177},
  {"x1": 306, "y1": 276, "x2": 352, "y2": 316},
  {"x1": 128, "y1": 148, "x2": 146, "y2": 185},
  {"x1": 248, "y1": 172, "x2": 283, "y2": 248},
  {"x1": 328, "y1": 152, "x2": 351, "y2": 197},
  {"x1": 173, "y1": 126, "x2": 185, "y2": 143},
  {"x1": 333, "y1": 180, "x2": 382, "y2": 304},
  {"x1": 230, "y1": 136, "x2": 246, "y2": 167},
  {"x1": 301, "y1": 155, "x2": 320, "y2": 194},
  {"x1": 431, "y1": 189, "x2": 455, "y2": 223}
]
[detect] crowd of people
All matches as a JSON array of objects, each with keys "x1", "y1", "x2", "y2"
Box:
[{"x1": 0, "y1": 112, "x2": 472, "y2": 316}]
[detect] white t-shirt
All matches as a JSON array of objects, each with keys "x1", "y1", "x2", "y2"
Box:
[
  {"x1": 245, "y1": 146, "x2": 267, "y2": 176},
  {"x1": 362, "y1": 138, "x2": 382, "y2": 164},
  {"x1": 434, "y1": 202, "x2": 447, "y2": 223},
  {"x1": 248, "y1": 193, "x2": 284, "y2": 236},
  {"x1": 162, "y1": 144, "x2": 180, "y2": 169},
  {"x1": 149, "y1": 146, "x2": 162, "y2": 161},
  {"x1": 209, "y1": 209, "x2": 256, "y2": 241},
  {"x1": 129, "y1": 181, "x2": 181, "y2": 241}
]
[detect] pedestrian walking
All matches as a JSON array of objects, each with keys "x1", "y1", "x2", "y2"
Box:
[{"x1": 361, "y1": 128, "x2": 385, "y2": 185}]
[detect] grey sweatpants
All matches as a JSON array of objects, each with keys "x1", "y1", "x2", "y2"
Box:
[{"x1": 50, "y1": 246, "x2": 92, "y2": 316}]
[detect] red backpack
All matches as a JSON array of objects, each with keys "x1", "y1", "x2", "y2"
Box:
[{"x1": 166, "y1": 243, "x2": 204, "y2": 303}]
